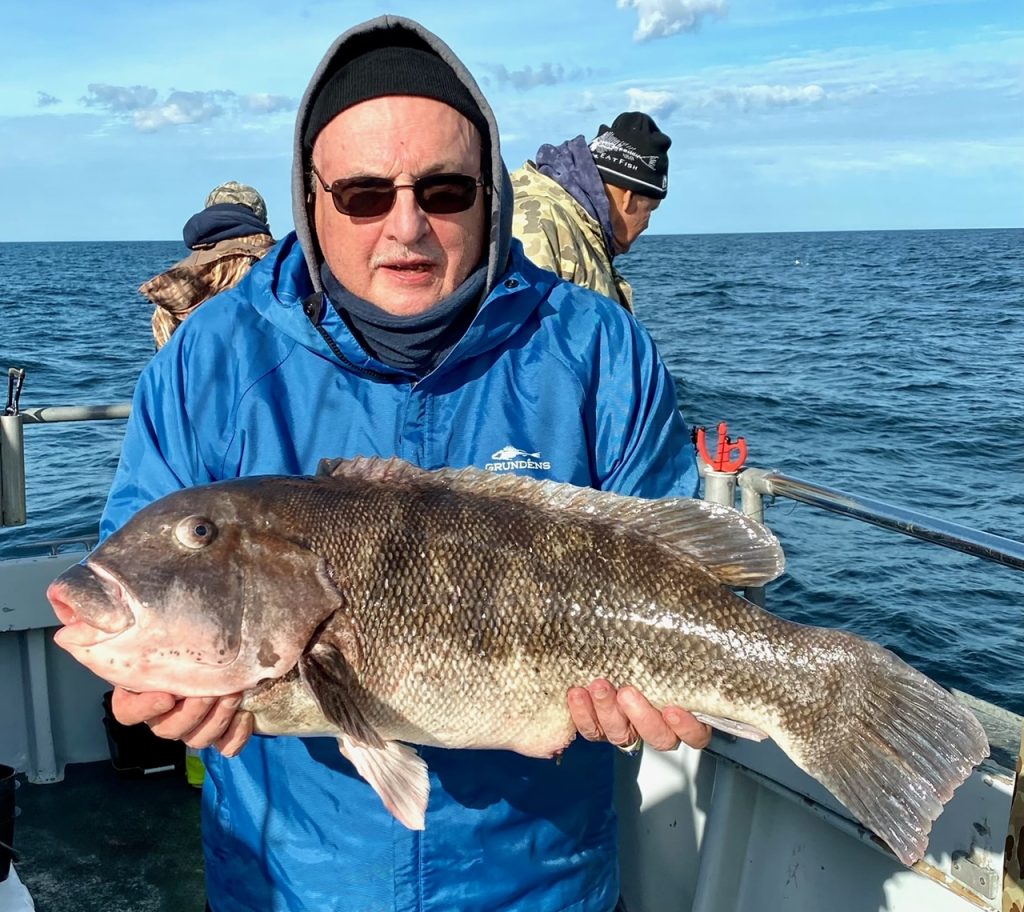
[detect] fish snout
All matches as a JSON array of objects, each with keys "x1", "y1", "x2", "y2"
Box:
[
  {"x1": 47, "y1": 563, "x2": 135, "y2": 639},
  {"x1": 47, "y1": 578, "x2": 81, "y2": 627}
]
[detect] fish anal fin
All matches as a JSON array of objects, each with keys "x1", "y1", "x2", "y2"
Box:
[
  {"x1": 337, "y1": 734, "x2": 429, "y2": 830},
  {"x1": 692, "y1": 712, "x2": 769, "y2": 741}
]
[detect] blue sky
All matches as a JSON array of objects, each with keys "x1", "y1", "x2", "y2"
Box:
[{"x1": 1, "y1": 0, "x2": 1020, "y2": 241}]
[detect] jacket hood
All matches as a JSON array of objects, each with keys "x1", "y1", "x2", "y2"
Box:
[{"x1": 291, "y1": 16, "x2": 514, "y2": 299}]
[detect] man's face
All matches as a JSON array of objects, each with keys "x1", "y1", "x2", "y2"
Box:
[
  {"x1": 608, "y1": 186, "x2": 661, "y2": 255},
  {"x1": 312, "y1": 95, "x2": 486, "y2": 316}
]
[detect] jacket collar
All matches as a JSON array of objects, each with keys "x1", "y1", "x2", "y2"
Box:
[{"x1": 250, "y1": 234, "x2": 557, "y2": 382}]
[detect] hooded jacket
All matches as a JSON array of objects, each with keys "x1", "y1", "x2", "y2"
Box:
[
  {"x1": 511, "y1": 158, "x2": 634, "y2": 311},
  {"x1": 101, "y1": 16, "x2": 698, "y2": 912}
]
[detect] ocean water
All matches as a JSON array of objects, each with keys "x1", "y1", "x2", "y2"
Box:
[{"x1": 1, "y1": 229, "x2": 1022, "y2": 712}]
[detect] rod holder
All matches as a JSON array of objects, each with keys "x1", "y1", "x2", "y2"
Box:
[
  {"x1": 0, "y1": 414, "x2": 26, "y2": 527},
  {"x1": 702, "y1": 468, "x2": 737, "y2": 509}
]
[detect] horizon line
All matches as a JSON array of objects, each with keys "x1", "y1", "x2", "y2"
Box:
[{"x1": 2, "y1": 225, "x2": 1021, "y2": 244}]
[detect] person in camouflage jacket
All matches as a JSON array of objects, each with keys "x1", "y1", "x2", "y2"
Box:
[
  {"x1": 139, "y1": 181, "x2": 275, "y2": 348},
  {"x1": 511, "y1": 112, "x2": 670, "y2": 312}
]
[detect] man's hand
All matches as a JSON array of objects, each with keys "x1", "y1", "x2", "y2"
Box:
[
  {"x1": 567, "y1": 678, "x2": 712, "y2": 752},
  {"x1": 111, "y1": 687, "x2": 254, "y2": 758}
]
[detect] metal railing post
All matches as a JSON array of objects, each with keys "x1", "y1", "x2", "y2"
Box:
[
  {"x1": 0, "y1": 414, "x2": 26, "y2": 527},
  {"x1": 697, "y1": 422, "x2": 766, "y2": 607},
  {"x1": 0, "y1": 389, "x2": 131, "y2": 528},
  {"x1": 739, "y1": 474, "x2": 767, "y2": 607},
  {"x1": 702, "y1": 468, "x2": 736, "y2": 509},
  {"x1": 2, "y1": 368, "x2": 28, "y2": 527}
]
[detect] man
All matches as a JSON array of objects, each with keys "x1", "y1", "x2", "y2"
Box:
[
  {"x1": 107, "y1": 15, "x2": 707, "y2": 912},
  {"x1": 138, "y1": 181, "x2": 275, "y2": 348},
  {"x1": 512, "y1": 112, "x2": 670, "y2": 311}
]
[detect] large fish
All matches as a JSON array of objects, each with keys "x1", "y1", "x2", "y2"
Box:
[{"x1": 47, "y1": 457, "x2": 987, "y2": 865}]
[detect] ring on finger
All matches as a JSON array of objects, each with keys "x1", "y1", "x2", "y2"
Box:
[{"x1": 615, "y1": 735, "x2": 643, "y2": 757}]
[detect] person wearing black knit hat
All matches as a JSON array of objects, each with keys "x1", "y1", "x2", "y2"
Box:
[
  {"x1": 512, "y1": 111, "x2": 672, "y2": 312},
  {"x1": 105, "y1": 17, "x2": 704, "y2": 912},
  {"x1": 590, "y1": 112, "x2": 671, "y2": 200}
]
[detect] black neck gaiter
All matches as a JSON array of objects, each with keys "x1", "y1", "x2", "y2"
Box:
[{"x1": 319, "y1": 262, "x2": 486, "y2": 377}]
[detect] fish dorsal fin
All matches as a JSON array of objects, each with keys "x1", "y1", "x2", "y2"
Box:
[
  {"x1": 318, "y1": 456, "x2": 435, "y2": 486},
  {"x1": 316, "y1": 456, "x2": 784, "y2": 587}
]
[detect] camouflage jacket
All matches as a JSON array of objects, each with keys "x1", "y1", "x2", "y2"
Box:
[
  {"x1": 138, "y1": 233, "x2": 276, "y2": 349},
  {"x1": 510, "y1": 162, "x2": 633, "y2": 311}
]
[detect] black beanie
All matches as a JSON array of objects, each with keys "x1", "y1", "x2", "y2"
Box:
[
  {"x1": 588, "y1": 112, "x2": 671, "y2": 200},
  {"x1": 303, "y1": 45, "x2": 489, "y2": 152}
]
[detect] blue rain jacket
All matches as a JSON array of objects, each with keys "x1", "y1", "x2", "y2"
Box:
[{"x1": 100, "y1": 233, "x2": 698, "y2": 911}]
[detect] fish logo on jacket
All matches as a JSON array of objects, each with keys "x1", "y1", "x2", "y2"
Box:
[{"x1": 486, "y1": 445, "x2": 551, "y2": 472}]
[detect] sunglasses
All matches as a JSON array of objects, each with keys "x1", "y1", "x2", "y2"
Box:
[{"x1": 310, "y1": 164, "x2": 487, "y2": 218}]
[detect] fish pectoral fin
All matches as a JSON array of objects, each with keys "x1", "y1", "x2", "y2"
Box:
[
  {"x1": 337, "y1": 734, "x2": 430, "y2": 831},
  {"x1": 302, "y1": 640, "x2": 430, "y2": 827},
  {"x1": 691, "y1": 712, "x2": 769, "y2": 742},
  {"x1": 299, "y1": 644, "x2": 383, "y2": 749}
]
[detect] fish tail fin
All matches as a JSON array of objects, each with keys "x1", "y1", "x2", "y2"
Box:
[{"x1": 796, "y1": 639, "x2": 988, "y2": 866}]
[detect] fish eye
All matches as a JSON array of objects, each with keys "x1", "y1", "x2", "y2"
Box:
[{"x1": 175, "y1": 515, "x2": 217, "y2": 550}]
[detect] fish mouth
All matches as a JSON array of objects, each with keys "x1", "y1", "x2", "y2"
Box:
[{"x1": 48, "y1": 561, "x2": 137, "y2": 648}]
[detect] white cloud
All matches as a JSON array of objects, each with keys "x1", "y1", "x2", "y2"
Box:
[
  {"x1": 132, "y1": 91, "x2": 223, "y2": 131},
  {"x1": 487, "y1": 62, "x2": 593, "y2": 90},
  {"x1": 804, "y1": 140, "x2": 1024, "y2": 175},
  {"x1": 81, "y1": 84, "x2": 158, "y2": 112},
  {"x1": 622, "y1": 83, "x2": 825, "y2": 121},
  {"x1": 625, "y1": 88, "x2": 679, "y2": 117},
  {"x1": 617, "y1": 0, "x2": 727, "y2": 42},
  {"x1": 71, "y1": 84, "x2": 291, "y2": 131},
  {"x1": 704, "y1": 84, "x2": 827, "y2": 109},
  {"x1": 241, "y1": 93, "x2": 293, "y2": 115},
  {"x1": 829, "y1": 84, "x2": 881, "y2": 102},
  {"x1": 694, "y1": 138, "x2": 1024, "y2": 184},
  {"x1": 36, "y1": 92, "x2": 60, "y2": 108}
]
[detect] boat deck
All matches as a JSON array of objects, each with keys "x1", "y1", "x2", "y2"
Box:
[
  {"x1": 5, "y1": 704, "x2": 1020, "y2": 912},
  {"x1": 11, "y1": 760, "x2": 204, "y2": 912}
]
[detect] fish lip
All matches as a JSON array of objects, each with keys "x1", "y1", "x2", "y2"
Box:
[
  {"x1": 87, "y1": 561, "x2": 139, "y2": 625},
  {"x1": 49, "y1": 560, "x2": 137, "y2": 646}
]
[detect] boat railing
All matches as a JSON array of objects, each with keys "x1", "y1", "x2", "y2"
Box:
[
  {"x1": 0, "y1": 399, "x2": 132, "y2": 528},
  {"x1": 700, "y1": 464, "x2": 1024, "y2": 608},
  {"x1": 4, "y1": 404, "x2": 1024, "y2": 908},
  {"x1": 5, "y1": 400, "x2": 1024, "y2": 578},
  {"x1": 738, "y1": 467, "x2": 1024, "y2": 570},
  {"x1": 18, "y1": 404, "x2": 133, "y2": 423}
]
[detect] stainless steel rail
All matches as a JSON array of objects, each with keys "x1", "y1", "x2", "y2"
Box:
[
  {"x1": 1, "y1": 403, "x2": 131, "y2": 526},
  {"x1": 740, "y1": 466, "x2": 1024, "y2": 573},
  {"x1": 4, "y1": 402, "x2": 1024, "y2": 580},
  {"x1": 19, "y1": 404, "x2": 131, "y2": 424}
]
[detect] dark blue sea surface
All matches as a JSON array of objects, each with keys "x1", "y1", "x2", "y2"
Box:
[{"x1": 1, "y1": 230, "x2": 1022, "y2": 713}]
